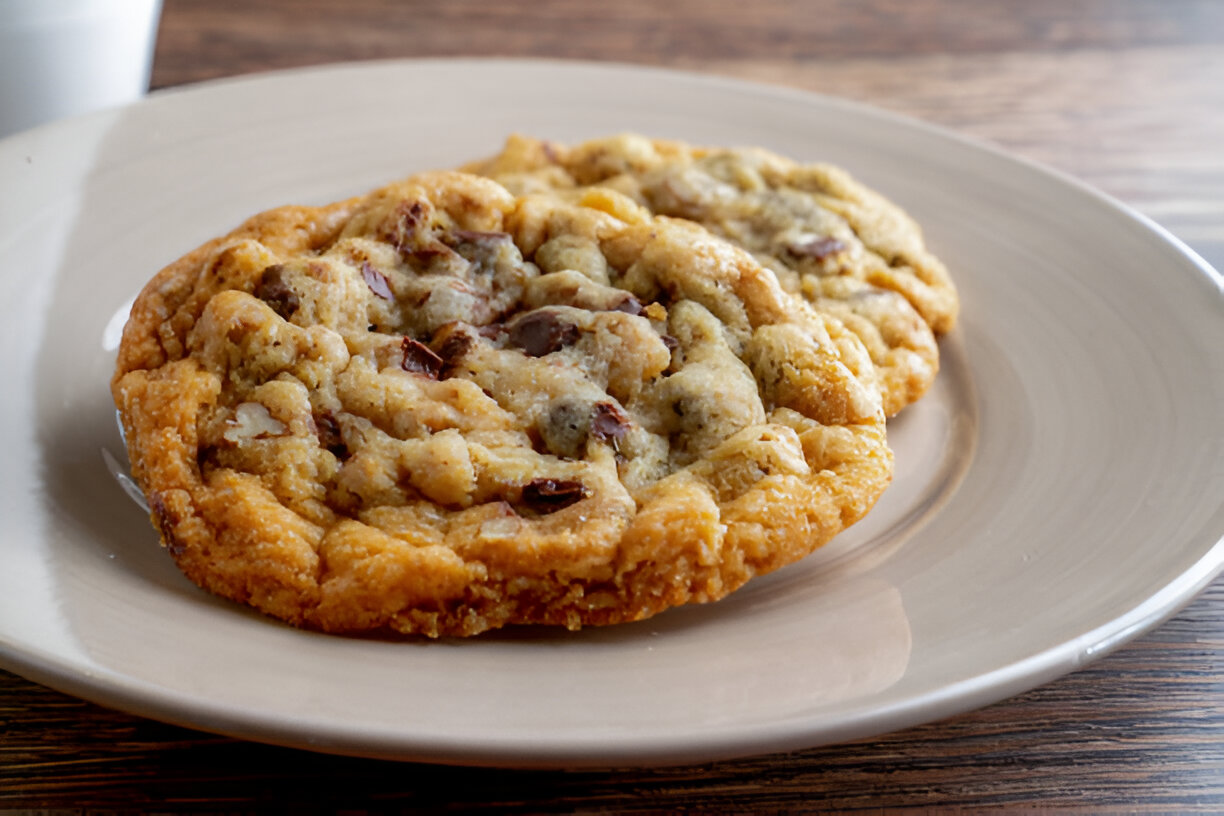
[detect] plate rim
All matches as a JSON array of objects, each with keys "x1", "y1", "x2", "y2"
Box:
[{"x1": 3, "y1": 541, "x2": 1221, "y2": 768}]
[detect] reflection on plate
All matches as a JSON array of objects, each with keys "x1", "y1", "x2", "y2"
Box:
[{"x1": 0, "y1": 60, "x2": 1222, "y2": 767}]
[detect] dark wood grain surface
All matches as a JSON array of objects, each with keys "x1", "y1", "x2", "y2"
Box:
[{"x1": 4, "y1": 0, "x2": 1223, "y2": 810}]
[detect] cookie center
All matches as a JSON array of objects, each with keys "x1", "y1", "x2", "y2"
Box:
[{"x1": 194, "y1": 189, "x2": 781, "y2": 525}]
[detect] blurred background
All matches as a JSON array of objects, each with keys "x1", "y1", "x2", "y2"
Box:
[{"x1": 148, "y1": 0, "x2": 1224, "y2": 270}]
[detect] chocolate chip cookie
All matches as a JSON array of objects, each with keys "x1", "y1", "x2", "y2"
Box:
[{"x1": 112, "y1": 171, "x2": 892, "y2": 637}]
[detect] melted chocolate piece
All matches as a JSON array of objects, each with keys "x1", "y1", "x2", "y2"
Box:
[
  {"x1": 401, "y1": 337, "x2": 443, "y2": 379},
  {"x1": 590, "y1": 402, "x2": 630, "y2": 444},
  {"x1": 361, "y1": 261, "x2": 394, "y2": 300},
  {"x1": 521, "y1": 478, "x2": 589, "y2": 513},
  {"x1": 437, "y1": 329, "x2": 475, "y2": 365},
  {"x1": 410, "y1": 242, "x2": 459, "y2": 262},
  {"x1": 313, "y1": 411, "x2": 349, "y2": 459},
  {"x1": 196, "y1": 444, "x2": 218, "y2": 470},
  {"x1": 387, "y1": 200, "x2": 430, "y2": 260},
  {"x1": 443, "y1": 229, "x2": 512, "y2": 279},
  {"x1": 435, "y1": 327, "x2": 477, "y2": 379},
  {"x1": 508, "y1": 311, "x2": 580, "y2": 357},
  {"x1": 253, "y1": 264, "x2": 299, "y2": 320},
  {"x1": 612, "y1": 294, "x2": 645, "y2": 315},
  {"x1": 148, "y1": 493, "x2": 186, "y2": 558}
]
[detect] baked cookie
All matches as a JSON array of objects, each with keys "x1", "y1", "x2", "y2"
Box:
[
  {"x1": 464, "y1": 134, "x2": 957, "y2": 416},
  {"x1": 112, "y1": 171, "x2": 892, "y2": 637}
]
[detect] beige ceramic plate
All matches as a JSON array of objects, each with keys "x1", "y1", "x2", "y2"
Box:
[{"x1": 1, "y1": 60, "x2": 1222, "y2": 768}]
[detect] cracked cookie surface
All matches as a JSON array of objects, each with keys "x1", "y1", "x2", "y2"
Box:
[
  {"x1": 464, "y1": 134, "x2": 957, "y2": 416},
  {"x1": 113, "y1": 171, "x2": 892, "y2": 637}
]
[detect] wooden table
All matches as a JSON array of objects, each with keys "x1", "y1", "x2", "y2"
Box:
[{"x1": 5, "y1": 0, "x2": 1223, "y2": 809}]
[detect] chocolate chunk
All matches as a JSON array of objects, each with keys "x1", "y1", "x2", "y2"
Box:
[
  {"x1": 508, "y1": 311, "x2": 580, "y2": 357},
  {"x1": 196, "y1": 444, "x2": 218, "y2": 470},
  {"x1": 612, "y1": 294, "x2": 644, "y2": 315},
  {"x1": 149, "y1": 491, "x2": 170, "y2": 530},
  {"x1": 525, "y1": 425, "x2": 550, "y2": 456},
  {"x1": 313, "y1": 411, "x2": 349, "y2": 459},
  {"x1": 361, "y1": 261, "x2": 394, "y2": 300},
  {"x1": 788, "y1": 236, "x2": 847, "y2": 260},
  {"x1": 521, "y1": 478, "x2": 589, "y2": 513},
  {"x1": 149, "y1": 493, "x2": 186, "y2": 557},
  {"x1": 254, "y1": 264, "x2": 299, "y2": 320},
  {"x1": 435, "y1": 327, "x2": 478, "y2": 378},
  {"x1": 388, "y1": 200, "x2": 431, "y2": 260},
  {"x1": 443, "y1": 230, "x2": 512, "y2": 278},
  {"x1": 590, "y1": 402, "x2": 630, "y2": 444},
  {"x1": 437, "y1": 329, "x2": 475, "y2": 365},
  {"x1": 385, "y1": 203, "x2": 463, "y2": 265},
  {"x1": 410, "y1": 241, "x2": 458, "y2": 262},
  {"x1": 401, "y1": 337, "x2": 444, "y2": 378}
]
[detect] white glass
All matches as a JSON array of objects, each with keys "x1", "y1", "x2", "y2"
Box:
[{"x1": 0, "y1": 0, "x2": 163, "y2": 138}]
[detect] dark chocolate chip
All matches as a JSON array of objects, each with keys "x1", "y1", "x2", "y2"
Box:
[
  {"x1": 401, "y1": 337, "x2": 444, "y2": 378},
  {"x1": 361, "y1": 261, "x2": 394, "y2": 300},
  {"x1": 314, "y1": 411, "x2": 349, "y2": 459},
  {"x1": 254, "y1": 264, "x2": 299, "y2": 320},
  {"x1": 149, "y1": 493, "x2": 187, "y2": 558},
  {"x1": 590, "y1": 402, "x2": 630, "y2": 444},
  {"x1": 436, "y1": 328, "x2": 478, "y2": 379},
  {"x1": 149, "y1": 491, "x2": 170, "y2": 531},
  {"x1": 788, "y1": 236, "x2": 847, "y2": 260},
  {"x1": 521, "y1": 478, "x2": 589, "y2": 513},
  {"x1": 437, "y1": 329, "x2": 475, "y2": 365},
  {"x1": 612, "y1": 295, "x2": 644, "y2": 315},
  {"x1": 525, "y1": 425, "x2": 550, "y2": 456},
  {"x1": 389, "y1": 200, "x2": 428, "y2": 258},
  {"x1": 196, "y1": 444, "x2": 218, "y2": 470},
  {"x1": 508, "y1": 311, "x2": 580, "y2": 357},
  {"x1": 443, "y1": 230, "x2": 512, "y2": 277},
  {"x1": 411, "y1": 242, "x2": 458, "y2": 262}
]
